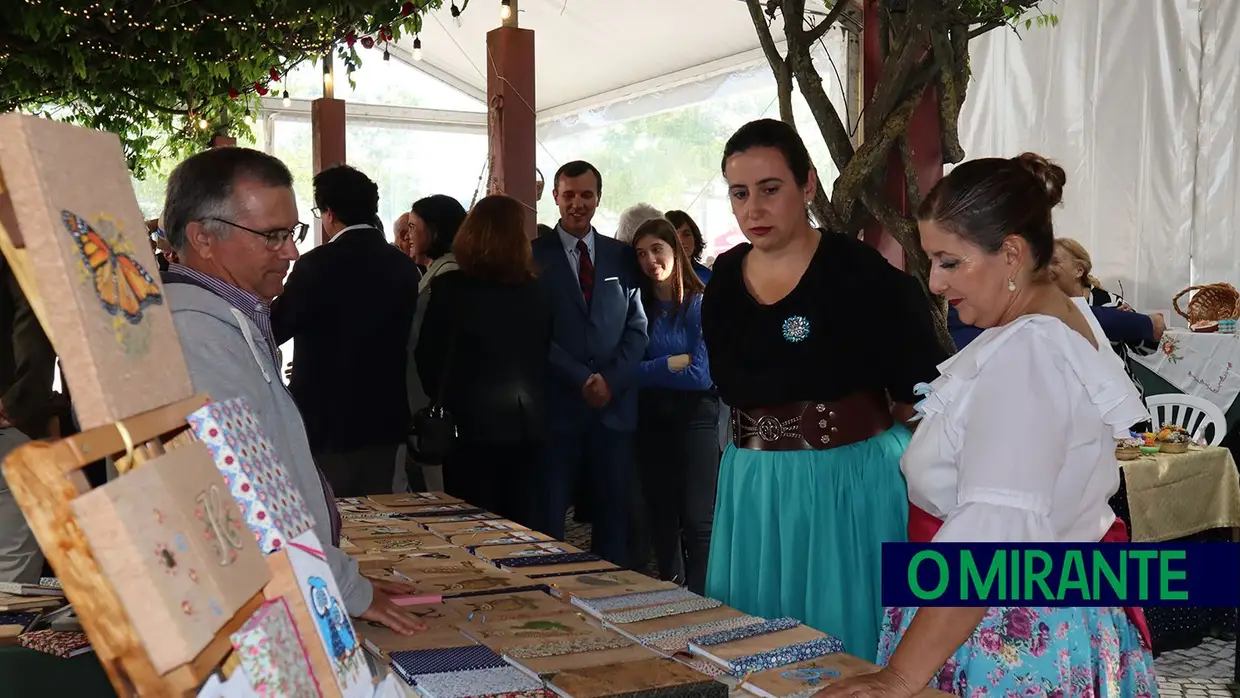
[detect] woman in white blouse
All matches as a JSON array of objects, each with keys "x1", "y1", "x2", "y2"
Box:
[{"x1": 819, "y1": 154, "x2": 1158, "y2": 698}]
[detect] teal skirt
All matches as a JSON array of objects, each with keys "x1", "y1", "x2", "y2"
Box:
[{"x1": 704, "y1": 425, "x2": 911, "y2": 662}]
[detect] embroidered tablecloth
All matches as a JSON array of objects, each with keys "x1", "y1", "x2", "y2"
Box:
[
  {"x1": 1132, "y1": 330, "x2": 1240, "y2": 411},
  {"x1": 1120, "y1": 446, "x2": 1240, "y2": 541}
]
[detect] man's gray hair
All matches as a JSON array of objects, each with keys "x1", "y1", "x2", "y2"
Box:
[
  {"x1": 161, "y1": 147, "x2": 294, "y2": 253},
  {"x1": 615, "y1": 203, "x2": 664, "y2": 244}
]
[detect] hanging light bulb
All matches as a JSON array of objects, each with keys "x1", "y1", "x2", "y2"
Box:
[
  {"x1": 412, "y1": 37, "x2": 423, "y2": 61},
  {"x1": 198, "y1": 117, "x2": 209, "y2": 130},
  {"x1": 499, "y1": 0, "x2": 511, "y2": 20},
  {"x1": 282, "y1": 90, "x2": 291, "y2": 108}
]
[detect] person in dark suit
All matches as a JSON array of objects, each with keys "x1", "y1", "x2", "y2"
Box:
[
  {"x1": 530, "y1": 160, "x2": 649, "y2": 566},
  {"x1": 272, "y1": 165, "x2": 422, "y2": 496},
  {"x1": 416, "y1": 195, "x2": 550, "y2": 523}
]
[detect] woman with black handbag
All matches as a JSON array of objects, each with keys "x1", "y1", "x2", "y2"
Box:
[{"x1": 414, "y1": 195, "x2": 550, "y2": 524}]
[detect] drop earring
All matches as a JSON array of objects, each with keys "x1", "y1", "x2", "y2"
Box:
[{"x1": 1007, "y1": 279, "x2": 1017, "y2": 292}]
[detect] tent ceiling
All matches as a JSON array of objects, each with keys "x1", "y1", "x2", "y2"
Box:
[{"x1": 399, "y1": 0, "x2": 834, "y2": 116}]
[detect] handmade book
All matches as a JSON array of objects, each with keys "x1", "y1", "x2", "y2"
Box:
[
  {"x1": 741, "y1": 653, "x2": 955, "y2": 698},
  {"x1": 229, "y1": 597, "x2": 321, "y2": 697},
  {"x1": 0, "y1": 114, "x2": 193, "y2": 430},
  {"x1": 473, "y1": 542, "x2": 580, "y2": 563},
  {"x1": 548, "y1": 570, "x2": 679, "y2": 600},
  {"x1": 446, "y1": 591, "x2": 571, "y2": 623},
  {"x1": 188, "y1": 398, "x2": 315, "y2": 553},
  {"x1": 276, "y1": 530, "x2": 373, "y2": 698},
  {"x1": 413, "y1": 666, "x2": 547, "y2": 698},
  {"x1": 342, "y1": 523, "x2": 439, "y2": 542},
  {"x1": 367, "y1": 492, "x2": 462, "y2": 509},
  {"x1": 547, "y1": 657, "x2": 727, "y2": 698},
  {"x1": 457, "y1": 612, "x2": 603, "y2": 653},
  {"x1": 71, "y1": 442, "x2": 269, "y2": 673},
  {"x1": 387, "y1": 644, "x2": 508, "y2": 686},
  {"x1": 18, "y1": 629, "x2": 92, "y2": 658},
  {"x1": 446, "y1": 530, "x2": 554, "y2": 549},
  {"x1": 689, "y1": 624, "x2": 840, "y2": 671},
  {"x1": 425, "y1": 519, "x2": 529, "y2": 539}
]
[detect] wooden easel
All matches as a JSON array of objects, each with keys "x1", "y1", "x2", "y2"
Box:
[
  {"x1": 0, "y1": 173, "x2": 265, "y2": 696},
  {"x1": 2, "y1": 395, "x2": 267, "y2": 697}
]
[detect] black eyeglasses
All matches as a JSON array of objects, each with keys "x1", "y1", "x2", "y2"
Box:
[{"x1": 206, "y1": 218, "x2": 308, "y2": 250}]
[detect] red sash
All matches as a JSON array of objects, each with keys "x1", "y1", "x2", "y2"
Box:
[{"x1": 907, "y1": 505, "x2": 1153, "y2": 650}]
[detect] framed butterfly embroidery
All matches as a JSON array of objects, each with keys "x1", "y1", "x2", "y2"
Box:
[{"x1": 61, "y1": 210, "x2": 163, "y2": 324}]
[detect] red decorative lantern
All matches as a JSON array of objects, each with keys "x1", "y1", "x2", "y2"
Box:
[
  {"x1": 361, "y1": 36, "x2": 374, "y2": 49},
  {"x1": 254, "y1": 82, "x2": 268, "y2": 96},
  {"x1": 345, "y1": 31, "x2": 357, "y2": 47},
  {"x1": 269, "y1": 68, "x2": 281, "y2": 82},
  {"x1": 380, "y1": 26, "x2": 394, "y2": 41},
  {"x1": 401, "y1": 2, "x2": 415, "y2": 16},
  {"x1": 228, "y1": 88, "x2": 239, "y2": 100}
]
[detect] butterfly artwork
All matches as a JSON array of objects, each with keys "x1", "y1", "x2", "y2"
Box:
[
  {"x1": 61, "y1": 210, "x2": 163, "y2": 326},
  {"x1": 0, "y1": 114, "x2": 194, "y2": 430}
]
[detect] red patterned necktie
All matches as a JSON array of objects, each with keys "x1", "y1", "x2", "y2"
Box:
[{"x1": 576, "y1": 239, "x2": 595, "y2": 305}]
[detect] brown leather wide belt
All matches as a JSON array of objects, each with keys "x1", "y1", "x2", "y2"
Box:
[{"x1": 732, "y1": 392, "x2": 894, "y2": 451}]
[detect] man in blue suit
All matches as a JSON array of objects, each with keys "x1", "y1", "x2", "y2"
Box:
[{"x1": 530, "y1": 160, "x2": 649, "y2": 566}]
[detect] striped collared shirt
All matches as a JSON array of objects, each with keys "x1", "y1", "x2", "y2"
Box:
[{"x1": 164, "y1": 263, "x2": 281, "y2": 369}]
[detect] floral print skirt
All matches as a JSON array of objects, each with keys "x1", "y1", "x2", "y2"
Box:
[{"x1": 878, "y1": 606, "x2": 1159, "y2": 697}]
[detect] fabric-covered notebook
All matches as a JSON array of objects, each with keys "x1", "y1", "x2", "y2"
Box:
[
  {"x1": 367, "y1": 492, "x2": 463, "y2": 509},
  {"x1": 19, "y1": 629, "x2": 92, "y2": 658},
  {"x1": 413, "y1": 666, "x2": 546, "y2": 698},
  {"x1": 547, "y1": 657, "x2": 727, "y2": 698},
  {"x1": 550, "y1": 571, "x2": 678, "y2": 600},
  {"x1": 387, "y1": 644, "x2": 508, "y2": 685}
]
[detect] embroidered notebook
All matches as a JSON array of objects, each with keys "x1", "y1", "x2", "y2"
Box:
[
  {"x1": 575, "y1": 587, "x2": 699, "y2": 614},
  {"x1": 413, "y1": 666, "x2": 545, "y2": 698},
  {"x1": 0, "y1": 114, "x2": 193, "y2": 430},
  {"x1": 551, "y1": 570, "x2": 679, "y2": 600},
  {"x1": 547, "y1": 657, "x2": 728, "y2": 698},
  {"x1": 188, "y1": 398, "x2": 316, "y2": 554},
  {"x1": 70, "y1": 442, "x2": 269, "y2": 673}
]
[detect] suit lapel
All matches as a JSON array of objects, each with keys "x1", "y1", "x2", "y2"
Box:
[{"x1": 541, "y1": 239, "x2": 588, "y2": 315}]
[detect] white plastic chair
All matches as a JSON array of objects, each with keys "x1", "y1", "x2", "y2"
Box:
[{"x1": 1144, "y1": 394, "x2": 1227, "y2": 446}]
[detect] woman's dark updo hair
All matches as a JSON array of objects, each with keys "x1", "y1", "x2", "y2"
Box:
[
  {"x1": 720, "y1": 118, "x2": 813, "y2": 187},
  {"x1": 918, "y1": 152, "x2": 1065, "y2": 270},
  {"x1": 411, "y1": 194, "x2": 467, "y2": 261}
]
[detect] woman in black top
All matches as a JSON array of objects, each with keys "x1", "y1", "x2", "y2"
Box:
[
  {"x1": 415, "y1": 195, "x2": 550, "y2": 524},
  {"x1": 702, "y1": 119, "x2": 946, "y2": 661}
]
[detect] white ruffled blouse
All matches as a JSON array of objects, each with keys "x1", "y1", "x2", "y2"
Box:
[{"x1": 903, "y1": 297, "x2": 1150, "y2": 543}]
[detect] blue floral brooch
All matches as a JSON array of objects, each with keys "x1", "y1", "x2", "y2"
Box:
[{"x1": 782, "y1": 315, "x2": 811, "y2": 343}]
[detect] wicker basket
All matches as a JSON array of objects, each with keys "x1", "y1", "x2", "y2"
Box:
[{"x1": 1173, "y1": 283, "x2": 1240, "y2": 325}]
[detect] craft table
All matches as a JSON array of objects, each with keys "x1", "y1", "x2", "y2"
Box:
[
  {"x1": 1132, "y1": 330, "x2": 1240, "y2": 431},
  {"x1": 1119, "y1": 446, "x2": 1240, "y2": 542}
]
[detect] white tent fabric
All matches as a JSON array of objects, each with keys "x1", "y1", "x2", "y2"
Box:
[{"x1": 960, "y1": 0, "x2": 1216, "y2": 319}]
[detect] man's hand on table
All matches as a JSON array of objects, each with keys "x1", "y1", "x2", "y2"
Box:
[{"x1": 358, "y1": 577, "x2": 428, "y2": 635}]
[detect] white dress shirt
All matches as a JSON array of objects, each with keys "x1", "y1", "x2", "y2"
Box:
[
  {"x1": 903, "y1": 297, "x2": 1150, "y2": 543},
  {"x1": 556, "y1": 224, "x2": 597, "y2": 277}
]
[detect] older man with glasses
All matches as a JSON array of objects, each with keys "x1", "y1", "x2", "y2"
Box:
[{"x1": 159, "y1": 147, "x2": 425, "y2": 636}]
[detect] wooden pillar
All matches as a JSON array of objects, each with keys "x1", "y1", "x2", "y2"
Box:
[
  {"x1": 860, "y1": 0, "x2": 942, "y2": 271},
  {"x1": 311, "y1": 99, "x2": 346, "y2": 174},
  {"x1": 486, "y1": 3, "x2": 537, "y2": 237},
  {"x1": 209, "y1": 135, "x2": 236, "y2": 148},
  {"x1": 312, "y1": 55, "x2": 346, "y2": 245}
]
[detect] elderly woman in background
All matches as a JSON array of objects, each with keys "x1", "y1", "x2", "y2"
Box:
[
  {"x1": 1050, "y1": 237, "x2": 1161, "y2": 401},
  {"x1": 615, "y1": 203, "x2": 665, "y2": 244},
  {"x1": 664, "y1": 210, "x2": 711, "y2": 283}
]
